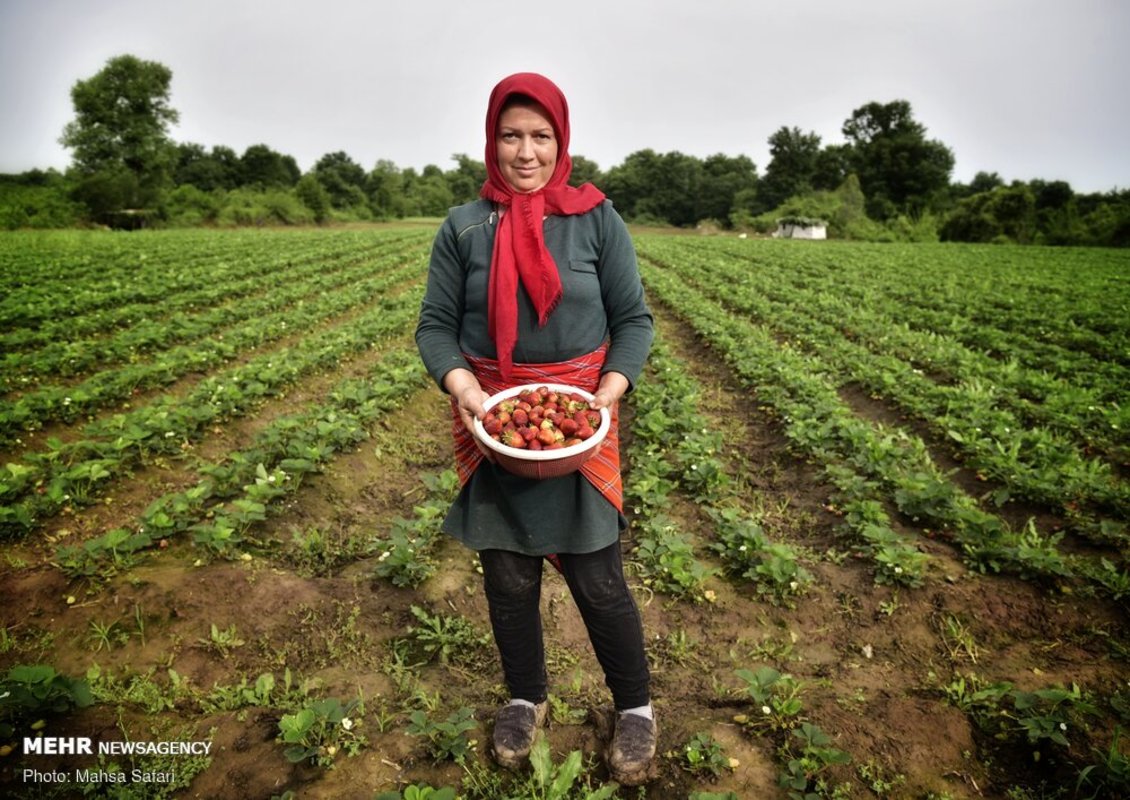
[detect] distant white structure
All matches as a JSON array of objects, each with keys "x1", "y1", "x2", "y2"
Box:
[{"x1": 774, "y1": 217, "x2": 827, "y2": 240}]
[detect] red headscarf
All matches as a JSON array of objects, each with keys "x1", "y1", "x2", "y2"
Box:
[{"x1": 480, "y1": 72, "x2": 605, "y2": 380}]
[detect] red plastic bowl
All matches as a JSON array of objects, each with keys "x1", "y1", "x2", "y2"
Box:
[{"x1": 472, "y1": 383, "x2": 611, "y2": 480}]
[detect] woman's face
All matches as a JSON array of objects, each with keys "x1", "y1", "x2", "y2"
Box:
[{"x1": 495, "y1": 102, "x2": 558, "y2": 193}]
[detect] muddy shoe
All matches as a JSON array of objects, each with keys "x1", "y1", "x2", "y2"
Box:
[
  {"x1": 607, "y1": 711, "x2": 657, "y2": 786},
  {"x1": 492, "y1": 701, "x2": 547, "y2": 769}
]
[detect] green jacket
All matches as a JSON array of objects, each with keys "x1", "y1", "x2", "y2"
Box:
[
  {"x1": 415, "y1": 198, "x2": 654, "y2": 555},
  {"x1": 416, "y1": 198, "x2": 653, "y2": 391}
]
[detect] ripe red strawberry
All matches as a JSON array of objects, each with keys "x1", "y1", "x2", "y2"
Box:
[
  {"x1": 537, "y1": 428, "x2": 556, "y2": 446},
  {"x1": 512, "y1": 409, "x2": 529, "y2": 426},
  {"x1": 503, "y1": 430, "x2": 526, "y2": 448},
  {"x1": 560, "y1": 418, "x2": 578, "y2": 436},
  {"x1": 484, "y1": 416, "x2": 503, "y2": 435},
  {"x1": 576, "y1": 424, "x2": 595, "y2": 440}
]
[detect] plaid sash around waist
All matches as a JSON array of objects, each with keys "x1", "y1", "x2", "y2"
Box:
[{"x1": 450, "y1": 343, "x2": 622, "y2": 512}]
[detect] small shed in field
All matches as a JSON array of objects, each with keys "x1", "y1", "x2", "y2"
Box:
[{"x1": 774, "y1": 216, "x2": 827, "y2": 240}]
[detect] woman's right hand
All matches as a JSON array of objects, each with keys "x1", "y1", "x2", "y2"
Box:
[{"x1": 443, "y1": 368, "x2": 495, "y2": 460}]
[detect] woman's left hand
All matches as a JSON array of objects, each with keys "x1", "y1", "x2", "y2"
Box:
[{"x1": 590, "y1": 371, "x2": 629, "y2": 410}]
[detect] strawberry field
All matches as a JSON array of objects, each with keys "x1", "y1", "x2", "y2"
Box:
[{"x1": 0, "y1": 227, "x2": 1127, "y2": 800}]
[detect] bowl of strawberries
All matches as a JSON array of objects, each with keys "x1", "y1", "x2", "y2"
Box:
[{"x1": 472, "y1": 383, "x2": 611, "y2": 480}]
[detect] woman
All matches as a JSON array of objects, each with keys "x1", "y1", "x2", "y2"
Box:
[{"x1": 415, "y1": 72, "x2": 656, "y2": 785}]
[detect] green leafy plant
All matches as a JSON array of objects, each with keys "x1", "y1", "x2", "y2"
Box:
[
  {"x1": 632, "y1": 514, "x2": 714, "y2": 600},
  {"x1": 734, "y1": 666, "x2": 805, "y2": 732},
  {"x1": 0, "y1": 664, "x2": 93, "y2": 739},
  {"x1": 710, "y1": 507, "x2": 814, "y2": 604},
  {"x1": 779, "y1": 722, "x2": 852, "y2": 799},
  {"x1": 527, "y1": 734, "x2": 620, "y2": 800},
  {"x1": 277, "y1": 696, "x2": 366, "y2": 768},
  {"x1": 374, "y1": 471, "x2": 459, "y2": 588},
  {"x1": 677, "y1": 732, "x2": 735, "y2": 777},
  {"x1": 405, "y1": 707, "x2": 477, "y2": 764},
  {"x1": 199, "y1": 623, "x2": 245, "y2": 658},
  {"x1": 87, "y1": 618, "x2": 129, "y2": 652},
  {"x1": 406, "y1": 605, "x2": 490, "y2": 666}
]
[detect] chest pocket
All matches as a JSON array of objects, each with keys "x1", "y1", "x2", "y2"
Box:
[{"x1": 566, "y1": 259, "x2": 601, "y2": 305}]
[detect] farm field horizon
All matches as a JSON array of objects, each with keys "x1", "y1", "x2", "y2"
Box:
[{"x1": 0, "y1": 227, "x2": 1127, "y2": 800}]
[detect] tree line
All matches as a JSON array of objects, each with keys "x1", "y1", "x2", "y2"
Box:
[{"x1": 2, "y1": 54, "x2": 1128, "y2": 246}]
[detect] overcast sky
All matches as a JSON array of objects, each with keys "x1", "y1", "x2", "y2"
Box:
[{"x1": 2, "y1": 0, "x2": 1128, "y2": 193}]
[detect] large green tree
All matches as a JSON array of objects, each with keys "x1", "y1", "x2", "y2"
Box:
[
  {"x1": 698, "y1": 153, "x2": 758, "y2": 225},
  {"x1": 366, "y1": 159, "x2": 407, "y2": 218},
  {"x1": 312, "y1": 151, "x2": 367, "y2": 210},
  {"x1": 60, "y1": 54, "x2": 179, "y2": 221},
  {"x1": 841, "y1": 100, "x2": 954, "y2": 218},
  {"x1": 174, "y1": 143, "x2": 240, "y2": 191},
  {"x1": 444, "y1": 153, "x2": 487, "y2": 205},
  {"x1": 602, "y1": 149, "x2": 704, "y2": 226},
  {"x1": 758, "y1": 127, "x2": 822, "y2": 212},
  {"x1": 239, "y1": 144, "x2": 300, "y2": 188},
  {"x1": 569, "y1": 155, "x2": 602, "y2": 188}
]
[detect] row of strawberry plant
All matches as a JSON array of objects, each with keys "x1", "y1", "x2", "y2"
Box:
[
  {"x1": 56, "y1": 347, "x2": 432, "y2": 580},
  {"x1": 371, "y1": 469, "x2": 462, "y2": 589},
  {"x1": 661, "y1": 238, "x2": 1130, "y2": 396},
  {"x1": 673, "y1": 239, "x2": 1125, "y2": 397},
  {"x1": 0, "y1": 251, "x2": 427, "y2": 445},
  {"x1": 684, "y1": 241, "x2": 1126, "y2": 454},
  {"x1": 648, "y1": 306, "x2": 928, "y2": 591},
  {"x1": 647, "y1": 243, "x2": 1128, "y2": 523},
  {"x1": 622, "y1": 336, "x2": 719, "y2": 601},
  {"x1": 1, "y1": 233, "x2": 430, "y2": 386},
  {"x1": 644, "y1": 238, "x2": 1127, "y2": 445},
  {"x1": 0, "y1": 282, "x2": 424, "y2": 539},
  {"x1": 712, "y1": 243, "x2": 1127, "y2": 459},
  {"x1": 626, "y1": 336, "x2": 830, "y2": 605},
  {"x1": 0, "y1": 228, "x2": 428, "y2": 335},
  {"x1": 683, "y1": 237, "x2": 1128, "y2": 366},
  {"x1": 638, "y1": 258, "x2": 1128, "y2": 600}
]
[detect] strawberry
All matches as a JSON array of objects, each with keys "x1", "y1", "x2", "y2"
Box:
[{"x1": 486, "y1": 386, "x2": 600, "y2": 452}]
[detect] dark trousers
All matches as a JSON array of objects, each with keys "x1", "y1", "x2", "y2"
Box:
[{"x1": 480, "y1": 543, "x2": 651, "y2": 710}]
